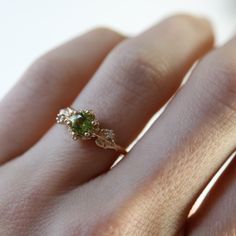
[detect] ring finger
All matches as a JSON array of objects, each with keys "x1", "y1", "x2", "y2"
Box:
[
  {"x1": 0, "y1": 28, "x2": 124, "y2": 164},
  {"x1": 11, "y1": 14, "x2": 214, "y2": 190}
]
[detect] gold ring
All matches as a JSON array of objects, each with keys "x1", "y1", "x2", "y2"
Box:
[{"x1": 56, "y1": 107, "x2": 127, "y2": 155}]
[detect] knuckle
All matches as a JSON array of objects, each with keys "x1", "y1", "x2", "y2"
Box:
[{"x1": 112, "y1": 45, "x2": 169, "y2": 93}]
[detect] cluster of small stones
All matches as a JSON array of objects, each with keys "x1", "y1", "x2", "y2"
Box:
[
  {"x1": 99, "y1": 129, "x2": 115, "y2": 141},
  {"x1": 56, "y1": 107, "x2": 99, "y2": 140}
]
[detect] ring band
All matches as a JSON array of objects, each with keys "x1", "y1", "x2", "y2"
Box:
[{"x1": 56, "y1": 107, "x2": 127, "y2": 155}]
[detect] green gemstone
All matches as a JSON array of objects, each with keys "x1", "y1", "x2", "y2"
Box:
[{"x1": 70, "y1": 111, "x2": 95, "y2": 137}]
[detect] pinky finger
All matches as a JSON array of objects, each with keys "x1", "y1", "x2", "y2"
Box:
[{"x1": 186, "y1": 155, "x2": 236, "y2": 235}]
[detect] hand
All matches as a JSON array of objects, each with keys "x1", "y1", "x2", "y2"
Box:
[{"x1": 0, "y1": 14, "x2": 235, "y2": 235}]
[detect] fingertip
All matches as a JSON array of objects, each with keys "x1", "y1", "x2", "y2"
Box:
[
  {"x1": 166, "y1": 13, "x2": 215, "y2": 48},
  {"x1": 86, "y1": 27, "x2": 127, "y2": 42}
]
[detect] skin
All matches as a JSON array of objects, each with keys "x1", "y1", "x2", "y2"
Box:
[{"x1": 0, "y1": 14, "x2": 235, "y2": 235}]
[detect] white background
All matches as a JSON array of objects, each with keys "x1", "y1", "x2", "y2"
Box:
[{"x1": 0, "y1": 0, "x2": 236, "y2": 99}]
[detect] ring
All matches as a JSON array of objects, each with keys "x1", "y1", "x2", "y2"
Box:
[{"x1": 56, "y1": 107, "x2": 127, "y2": 155}]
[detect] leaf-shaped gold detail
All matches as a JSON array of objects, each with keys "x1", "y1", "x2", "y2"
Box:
[{"x1": 95, "y1": 129, "x2": 116, "y2": 150}]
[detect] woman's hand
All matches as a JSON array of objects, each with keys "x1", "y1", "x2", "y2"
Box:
[{"x1": 0, "y1": 14, "x2": 235, "y2": 235}]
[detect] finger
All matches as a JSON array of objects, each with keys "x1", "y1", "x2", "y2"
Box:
[
  {"x1": 87, "y1": 36, "x2": 236, "y2": 235},
  {"x1": 18, "y1": 14, "x2": 214, "y2": 190},
  {"x1": 0, "y1": 28, "x2": 124, "y2": 164},
  {"x1": 186, "y1": 155, "x2": 236, "y2": 235}
]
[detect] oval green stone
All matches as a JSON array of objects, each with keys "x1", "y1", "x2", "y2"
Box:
[{"x1": 70, "y1": 112, "x2": 95, "y2": 136}]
